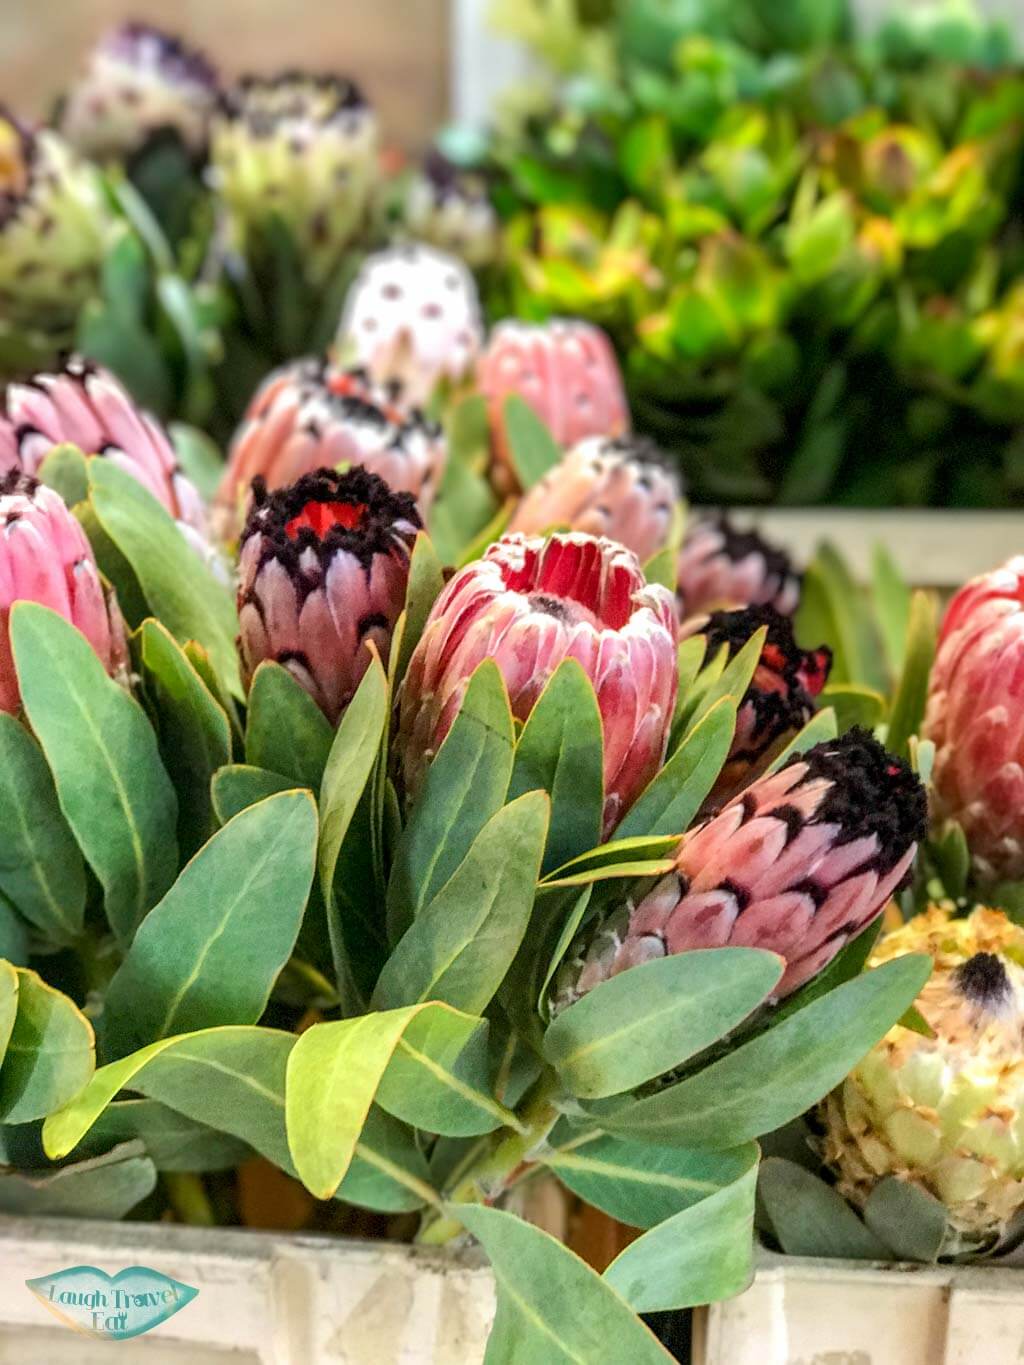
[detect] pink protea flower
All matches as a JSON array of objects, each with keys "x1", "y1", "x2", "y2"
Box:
[
  {"x1": 0, "y1": 471, "x2": 126, "y2": 713},
  {"x1": 688, "y1": 604, "x2": 832, "y2": 808},
  {"x1": 553, "y1": 729, "x2": 926, "y2": 1009},
  {"x1": 677, "y1": 514, "x2": 801, "y2": 619},
  {"x1": 923, "y1": 557, "x2": 1024, "y2": 882},
  {"x1": 477, "y1": 320, "x2": 630, "y2": 489},
  {"x1": 237, "y1": 467, "x2": 421, "y2": 723},
  {"x1": 396, "y1": 531, "x2": 679, "y2": 833},
  {"x1": 335, "y1": 243, "x2": 483, "y2": 406},
  {"x1": 507, "y1": 436, "x2": 682, "y2": 564},
  {"x1": 217, "y1": 360, "x2": 446, "y2": 534},
  {"x1": 0, "y1": 356, "x2": 207, "y2": 539}
]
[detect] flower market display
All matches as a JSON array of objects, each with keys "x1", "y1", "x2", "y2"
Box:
[{"x1": 2, "y1": 13, "x2": 1024, "y2": 1365}]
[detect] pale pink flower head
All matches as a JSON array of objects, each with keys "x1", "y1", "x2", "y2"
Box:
[
  {"x1": 0, "y1": 471, "x2": 127, "y2": 713},
  {"x1": 0, "y1": 356, "x2": 206, "y2": 537},
  {"x1": 477, "y1": 319, "x2": 630, "y2": 489},
  {"x1": 336, "y1": 242, "x2": 483, "y2": 405},
  {"x1": 217, "y1": 360, "x2": 446, "y2": 535},
  {"x1": 677, "y1": 514, "x2": 801, "y2": 619},
  {"x1": 553, "y1": 729, "x2": 926, "y2": 1010},
  {"x1": 507, "y1": 435, "x2": 682, "y2": 565},
  {"x1": 396, "y1": 531, "x2": 679, "y2": 833},
  {"x1": 924, "y1": 557, "x2": 1024, "y2": 882},
  {"x1": 237, "y1": 466, "x2": 421, "y2": 724}
]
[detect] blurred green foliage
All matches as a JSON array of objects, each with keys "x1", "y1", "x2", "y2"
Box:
[{"x1": 480, "y1": 0, "x2": 1024, "y2": 506}]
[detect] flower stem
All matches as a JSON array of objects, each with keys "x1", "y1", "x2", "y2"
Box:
[
  {"x1": 165, "y1": 1172, "x2": 216, "y2": 1227},
  {"x1": 417, "y1": 1071, "x2": 562, "y2": 1247}
]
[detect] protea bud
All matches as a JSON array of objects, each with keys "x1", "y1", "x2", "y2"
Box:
[
  {"x1": 553, "y1": 729, "x2": 926, "y2": 1009},
  {"x1": 477, "y1": 320, "x2": 629, "y2": 489},
  {"x1": 687, "y1": 604, "x2": 832, "y2": 807},
  {"x1": 0, "y1": 111, "x2": 114, "y2": 358},
  {"x1": 396, "y1": 531, "x2": 679, "y2": 833},
  {"x1": 0, "y1": 471, "x2": 126, "y2": 712},
  {"x1": 923, "y1": 558, "x2": 1024, "y2": 884},
  {"x1": 507, "y1": 436, "x2": 681, "y2": 565},
  {"x1": 237, "y1": 467, "x2": 420, "y2": 722},
  {"x1": 217, "y1": 360, "x2": 446, "y2": 534},
  {"x1": 209, "y1": 73, "x2": 377, "y2": 283},
  {"x1": 57, "y1": 23, "x2": 219, "y2": 162},
  {"x1": 403, "y1": 150, "x2": 500, "y2": 269},
  {"x1": 0, "y1": 356, "x2": 208, "y2": 544},
  {"x1": 676, "y1": 514, "x2": 801, "y2": 619},
  {"x1": 335, "y1": 243, "x2": 483, "y2": 406},
  {"x1": 821, "y1": 904, "x2": 1024, "y2": 1254}
]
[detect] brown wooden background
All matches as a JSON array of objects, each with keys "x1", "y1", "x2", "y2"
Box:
[{"x1": 0, "y1": 0, "x2": 450, "y2": 152}]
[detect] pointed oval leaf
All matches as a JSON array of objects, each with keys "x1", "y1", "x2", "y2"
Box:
[
  {"x1": 11, "y1": 602, "x2": 179, "y2": 945},
  {"x1": 758, "y1": 1157, "x2": 892, "y2": 1260},
  {"x1": 616, "y1": 697, "x2": 736, "y2": 840},
  {"x1": 886, "y1": 591, "x2": 937, "y2": 761},
  {"x1": 73, "y1": 1098, "x2": 251, "y2": 1172},
  {"x1": 0, "y1": 1142, "x2": 156, "y2": 1219},
  {"x1": 766, "y1": 706, "x2": 839, "y2": 773},
  {"x1": 545, "y1": 1131, "x2": 757, "y2": 1230},
  {"x1": 0, "y1": 968, "x2": 94, "y2": 1124},
  {"x1": 88, "y1": 459, "x2": 241, "y2": 696},
  {"x1": 863, "y1": 1174, "x2": 948, "y2": 1262},
  {"x1": 502, "y1": 394, "x2": 562, "y2": 489},
  {"x1": 454, "y1": 1203, "x2": 672, "y2": 1364},
  {"x1": 245, "y1": 661, "x2": 334, "y2": 789},
  {"x1": 508, "y1": 658, "x2": 603, "y2": 874},
  {"x1": 544, "y1": 949, "x2": 783, "y2": 1099},
  {"x1": 373, "y1": 791, "x2": 549, "y2": 1014},
  {"x1": 339, "y1": 1107, "x2": 435, "y2": 1213},
  {"x1": 386, "y1": 660, "x2": 515, "y2": 941},
  {"x1": 395, "y1": 532, "x2": 446, "y2": 686},
  {"x1": 0, "y1": 714, "x2": 86, "y2": 945},
  {"x1": 603, "y1": 1153, "x2": 758, "y2": 1311},
  {"x1": 211, "y1": 764, "x2": 298, "y2": 824},
  {"x1": 139, "y1": 619, "x2": 231, "y2": 857},
  {"x1": 587, "y1": 955, "x2": 932, "y2": 1148},
  {"x1": 100, "y1": 791, "x2": 317, "y2": 1059}
]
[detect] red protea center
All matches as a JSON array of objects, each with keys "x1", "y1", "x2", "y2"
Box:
[
  {"x1": 243, "y1": 466, "x2": 421, "y2": 573},
  {"x1": 501, "y1": 535, "x2": 639, "y2": 631}
]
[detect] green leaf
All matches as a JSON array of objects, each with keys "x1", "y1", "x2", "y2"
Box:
[
  {"x1": 169, "y1": 424, "x2": 225, "y2": 504},
  {"x1": 863, "y1": 1175, "x2": 947, "y2": 1262},
  {"x1": 285, "y1": 1003, "x2": 449, "y2": 1199},
  {"x1": 211, "y1": 765, "x2": 296, "y2": 823},
  {"x1": 821, "y1": 684, "x2": 886, "y2": 735},
  {"x1": 508, "y1": 659, "x2": 603, "y2": 874},
  {"x1": 87, "y1": 459, "x2": 241, "y2": 696},
  {"x1": 587, "y1": 955, "x2": 932, "y2": 1147},
  {"x1": 545, "y1": 1131, "x2": 757, "y2": 1230},
  {"x1": 0, "y1": 961, "x2": 19, "y2": 1062},
  {"x1": 542, "y1": 837, "x2": 681, "y2": 884},
  {"x1": 375, "y1": 1007, "x2": 520, "y2": 1137},
  {"x1": 544, "y1": 949, "x2": 782, "y2": 1100},
  {"x1": 73, "y1": 1098, "x2": 250, "y2": 1171},
  {"x1": 616, "y1": 698, "x2": 736, "y2": 840},
  {"x1": 453, "y1": 1203, "x2": 672, "y2": 1364},
  {"x1": 758, "y1": 1157, "x2": 892, "y2": 1259},
  {"x1": 931, "y1": 821, "x2": 971, "y2": 900},
  {"x1": 539, "y1": 858, "x2": 676, "y2": 890},
  {"x1": 11, "y1": 603, "x2": 178, "y2": 945},
  {"x1": 0, "y1": 968, "x2": 94, "y2": 1124},
  {"x1": 373, "y1": 792, "x2": 549, "y2": 1014},
  {"x1": 339, "y1": 1107, "x2": 435, "y2": 1213},
  {"x1": 0, "y1": 714, "x2": 86, "y2": 945},
  {"x1": 886, "y1": 592, "x2": 937, "y2": 761},
  {"x1": 765, "y1": 707, "x2": 839, "y2": 773},
  {"x1": 387, "y1": 661, "x2": 514, "y2": 942},
  {"x1": 245, "y1": 662, "x2": 334, "y2": 789},
  {"x1": 428, "y1": 452, "x2": 499, "y2": 565},
  {"x1": 394, "y1": 532, "x2": 446, "y2": 686},
  {"x1": 502, "y1": 394, "x2": 562, "y2": 489},
  {"x1": 679, "y1": 629, "x2": 765, "y2": 740},
  {"x1": 44, "y1": 1027, "x2": 297, "y2": 1172},
  {"x1": 100, "y1": 792, "x2": 317, "y2": 1059},
  {"x1": 673, "y1": 636, "x2": 708, "y2": 723},
  {"x1": 37, "y1": 444, "x2": 90, "y2": 508},
  {"x1": 603, "y1": 1152, "x2": 758, "y2": 1311},
  {"x1": 139, "y1": 619, "x2": 231, "y2": 857},
  {"x1": 796, "y1": 546, "x2": 886, "y2": 693},
  {"x1": 871, "y1": 543, "x2": 912, "y2": 679},
  {"x1": 0, "y1": 1143, "x2": 156, "y2": 1219}
]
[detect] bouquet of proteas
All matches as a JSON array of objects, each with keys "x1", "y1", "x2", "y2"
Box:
[
  {"x1": 749, "y1": 551, "x2": 1024, "y2": 1266},
  {"x1": 0, "y1": 272, "x2": 944, "y2": 1355}
]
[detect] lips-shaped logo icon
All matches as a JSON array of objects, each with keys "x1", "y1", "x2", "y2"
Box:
[{"x1": 26, "y1": 1265, "x2": 198, "y2": 1341}]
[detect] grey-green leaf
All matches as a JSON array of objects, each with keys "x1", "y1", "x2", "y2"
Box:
[
  {"x1": 759, "y1": 1157, "x2": 892, "y2": 1260},
  {"x1": 0, "y1": 1143, "x2": 156, "y2": 1219},
  {"x1": 0, "y1": 968, "x2": 94, "y2": 1124},
  {"x1": 616, "y1": 698, "x2": 736, "y2": 840},
  {"x1": 245, "y1": 662, "x2": 334, "y2": 789},
  {"x1": 863, "y1": 1175, "x2": 948, "y2": 1262}
]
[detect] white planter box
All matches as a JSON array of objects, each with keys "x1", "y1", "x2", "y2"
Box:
[
  {"x1": 0, "y1": 1216, "x2": 495, "y2": 1362},
  {"x1": 694, "y1": 1249, "x2": 1024, "y2": 1365}
]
